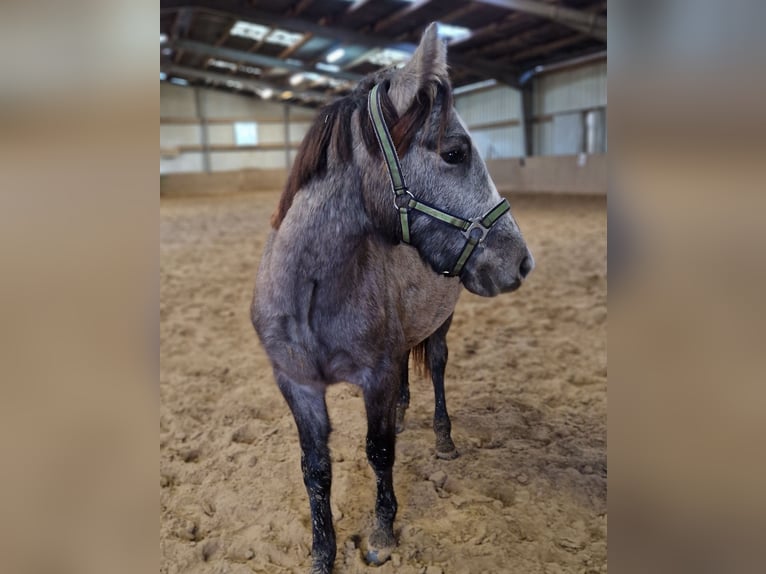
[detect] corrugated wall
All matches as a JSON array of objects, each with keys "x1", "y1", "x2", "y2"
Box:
[
  {"x1": 533, "y1": 61, "x2": 607, "y2": 156},
  {"x1": 160, "y1": 83, "x2": 316, "y2": 174},
  {"x1": 455, "y1": 61, "x2": 607, "y2": 158},
  {"x1": 455, "y1": 86, "x2": 524, "y2": 159}
]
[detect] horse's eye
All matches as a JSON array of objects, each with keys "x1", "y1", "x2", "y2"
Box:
[{"x1": 440, "y1": 148, "x2": 466, "y2": 165}]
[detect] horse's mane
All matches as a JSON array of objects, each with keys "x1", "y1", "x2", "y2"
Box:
[{"x1": 271, "y1": 76, "x2": 454, "y2": 229}]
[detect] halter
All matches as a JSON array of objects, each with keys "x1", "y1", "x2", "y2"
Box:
[{"x1": 367, "y1": 83, "x2": 511, "y2": 277}]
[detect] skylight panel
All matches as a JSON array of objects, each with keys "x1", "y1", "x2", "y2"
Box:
[
  {"x1": 315, "y1": 62, "x2": 340, "y2": 73},
  {"x1": 366, "y1": 48, "x2": 412, "y2": 67},
  {"x1": 436, "y1": 22, "x2": 471, "y2": 42},
  {"x1": 239, "y1": 65, "x2": 262, "y2": 76},
  {"x1": 266, "y1": 28, "x2": 304, "y2": 47},
  {"x1": 230, "y1": 21, "x2": 270, "y2": 41},
  {"x1": 326, "y1": 48, "x2": 345, "y2": 63},
  {"x1": 208, "y1": 59, "x2": 238, "y2": 72}
]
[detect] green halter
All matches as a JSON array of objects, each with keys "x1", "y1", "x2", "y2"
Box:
[{"x1": 367, "y1": 83, "x2": 511, "y2": 277}]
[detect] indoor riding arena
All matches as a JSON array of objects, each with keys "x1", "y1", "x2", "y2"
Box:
[{"x1": 160, "y1": 2, "x2": 607, "y2": 573}]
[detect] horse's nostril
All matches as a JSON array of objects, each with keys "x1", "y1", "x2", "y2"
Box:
[{"x1": 519, "y1": 255, "x2": 533, "y2": 279}]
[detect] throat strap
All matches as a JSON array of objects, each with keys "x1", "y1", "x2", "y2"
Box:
[{"x1": 367, "y1": 83, "x2": 510, "y2": 277}]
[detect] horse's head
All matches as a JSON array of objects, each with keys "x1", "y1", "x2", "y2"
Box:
[{"x1": 362, "y1": 23, "x2": 534, "y2": 297}]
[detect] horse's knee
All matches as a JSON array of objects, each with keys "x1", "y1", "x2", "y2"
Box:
[{"x1": 365, "y1": 435, "x2": 395, "y2": 470}]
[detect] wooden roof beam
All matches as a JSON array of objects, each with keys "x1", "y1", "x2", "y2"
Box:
[
  {"x1": 374, "y1": 0, "x2": 432, "y2": 33},
  {"x1": 473, "y1": 0, "x2": 606, "y2": 42}
]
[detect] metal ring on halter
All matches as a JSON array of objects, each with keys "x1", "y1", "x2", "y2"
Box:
[
  {"x1": 393, "y1": 189, "x2": 415, "y2": 210},
  {"x1": 462, "y1": 219, "x2": 490, "y2": 243}
]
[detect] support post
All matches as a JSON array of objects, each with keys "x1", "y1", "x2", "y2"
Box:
[
  {"x1": 283, "y1": 104, "x2": 291, "y2": 170},
  {"x1": 194, "y1": 88, "x2": 211, "y2": 173},
  {"x1": 521, "y1": 82, "x2": 535, "y2": 157}
]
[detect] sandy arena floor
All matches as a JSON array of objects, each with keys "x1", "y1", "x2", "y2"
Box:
[{"x1": 160, "y1": 191, "x2": 607, "y2": 574}]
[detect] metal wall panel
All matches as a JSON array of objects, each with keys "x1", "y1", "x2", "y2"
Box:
[
  {"x1": 160, "y1": 125, "x2": 200, "y2": 148},
  {"x1": 534, "y1": 61, "x2": 606, "y2": 116},
  {"x1": 455, "y1": 85, "x2": 521, "y2": 126},
  {"x1": 160, "y1": 83, "x2": 196, "y2": 117},
  {"x1": 210, "y1": 150, "x2": 286, "y2": 171},
  {"x1": 455, "y1": 86, "x2": 523, "y2": 159},
  {"x1": 161, "y1": 152, "x2": 203, "y2": 174},
  {"x1": 471, "y1": 126, "x2": 524, "y2": 159}
]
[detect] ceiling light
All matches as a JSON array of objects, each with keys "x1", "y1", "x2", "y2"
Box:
[
  {"x1": 260, "y1": 88, "x2": 273, "y2": 99},
  {"x1": 281, "y1": 91, "x2": 294, "y2": 99},
  {"x1": 170, "y1": 78, "x2": 189, "y2": 86},
  {"x1": 161, "y1": 48, "x2": 173, "y2": 56},
  {"x1": 289, "y1": 73, "x2": 304, "y2": 86},
  {"x1": 160, "y1": 72, "x2": 167, "y2": 81},
  {"x1": 160, "y1": 34, "x2": 168, "y2": 43},
  {"x1": 326, "y1": 48, "x2": 345, "y2": 63}
]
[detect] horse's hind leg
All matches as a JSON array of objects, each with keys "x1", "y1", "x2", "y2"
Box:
[
  {"x1": 395, "y1": 351, "x2": 410, "y2": 434},
  {"x1": 428, "y1": 314, "x2": 459, "y2": 459},
  {"x1": 362, "y1": 364, "x2": 400, "y2": 566},
  {"x1": 276, "y1": 372, "x2": 335, "y2": 574}
]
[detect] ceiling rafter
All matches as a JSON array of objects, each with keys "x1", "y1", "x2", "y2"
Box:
[
  {"x1": 289, "y1": 0, "x2": 315, "y2": 18},
  {"x1": 439, "y1": 2, "x2": 483, "y2": 24},
  {"x1": 508, "y1": 33, "x2": 586, "y2": 63},
  {"x1": 374, "y1": 0, "x2": 432, "y2": 33},
  {"x1": 279, "y1": 32, "x2": 314, "y2": 59},
  {"x1": 473, "y1": 0, "x2": 606, "y2": 42},
  {"x1": 464, "y1": 22, "x2": 562, "y2": 58},
  {"x1": 447, "y1": 12, "x2": 525, "y2": 48}
]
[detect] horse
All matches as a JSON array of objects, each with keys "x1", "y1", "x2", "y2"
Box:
[{"x1": 251, "y1": 23, "x2": 534, "y2": 573}]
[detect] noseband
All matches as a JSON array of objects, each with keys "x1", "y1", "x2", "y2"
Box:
[{"x1": 367, "y1": 83, "x2": 510, "y2": 277}]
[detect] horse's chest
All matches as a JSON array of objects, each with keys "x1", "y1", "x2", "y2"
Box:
[{"x1": 391, "y1": 248, "x2": 461, "y2": 347}]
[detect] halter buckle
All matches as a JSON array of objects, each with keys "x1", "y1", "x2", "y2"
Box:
[
  {"x1": 462, "y1": 219, "x2": 489, "y2": 243},
  {"x1": 393, "y1": 189, "x2": 415, "y2": 211}
]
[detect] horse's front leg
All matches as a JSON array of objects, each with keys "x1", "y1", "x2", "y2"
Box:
[
  {"x1": 428, "y1": 314, "x2": 459, "y2": 459},
  {"x1": 276, "y1": 372, "x2": 335, "y2": 574},
  {"x1": 395, "y1": 350, "x2": 410, "y2": 434},
  {"x1": 362, "y1": 363, "x2": 400, "y2": 566}
]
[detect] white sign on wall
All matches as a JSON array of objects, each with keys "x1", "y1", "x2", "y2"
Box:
[{"x1": 234, "y1": 122, "x2": 259, "y2": 146}]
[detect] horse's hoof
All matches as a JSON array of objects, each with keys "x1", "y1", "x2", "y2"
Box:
[
  {"x1": 435, "y1": 436, "x2": 458, "y2": 459},
  {"x1": 364, "y1": 528, "x2": 395, "y2": 566},
  {"x1": 364, "y1": 547, "x2": 392, "y2": 566},
  {"x1": 310, "y1": 562, "x2": 332, "y2": 574},
  {"x1": 435, "y1": 447, "x2": 459, "y2": 460}
]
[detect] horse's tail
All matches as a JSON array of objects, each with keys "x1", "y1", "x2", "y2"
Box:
[{"x1": 410, "y1": 341, "x2": 431, "y2": 380}]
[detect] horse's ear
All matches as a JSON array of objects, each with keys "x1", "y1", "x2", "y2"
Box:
[{"x1": 389, "y1": 22, "x2": 448, "y2": 114}]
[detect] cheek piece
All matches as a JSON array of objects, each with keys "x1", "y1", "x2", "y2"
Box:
[{"x1": 368, "y1": 83, "x2": 510, "y2": 277}]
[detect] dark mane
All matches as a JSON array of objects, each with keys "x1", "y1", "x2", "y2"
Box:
[{"x1": 271, "y1": 77, "x2": 453, "y2": 229}]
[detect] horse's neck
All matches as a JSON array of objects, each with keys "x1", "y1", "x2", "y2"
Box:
[{"x1": 274, "y1": 174, "x2": 371, "y2": 273}]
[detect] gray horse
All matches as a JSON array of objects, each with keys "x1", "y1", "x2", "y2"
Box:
[{"x1": 252, "y1": 23, "x2": 533, "y2": 573}]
